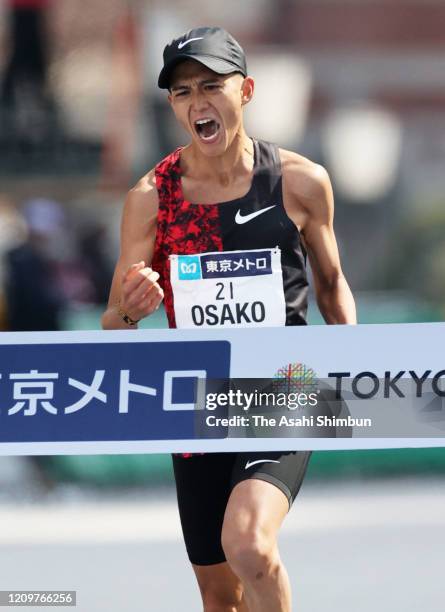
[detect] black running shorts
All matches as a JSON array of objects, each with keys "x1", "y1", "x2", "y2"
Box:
[{"x1": 172, "y1": 450, "x2": 312, "y2": 566}]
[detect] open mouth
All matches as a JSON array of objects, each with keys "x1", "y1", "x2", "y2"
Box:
[{"x1": 194, "y1": 118, "x2": 221, "y2": 143}]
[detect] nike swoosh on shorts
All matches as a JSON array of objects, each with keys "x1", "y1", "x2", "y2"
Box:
[
  {"x1": 235, "y1": 205, "x2": 276, "y2": 225},
  {"x1": 178, "y1": 37, "x2": 204, "y2": 49},
  {"x1": 245, "y1": 459, "x2": 280, "y2": 470}
]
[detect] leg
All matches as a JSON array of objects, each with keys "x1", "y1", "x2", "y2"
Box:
[
  {"x1": 221, "y1": 478, "x2": 291, "y2": 612},
  {"x1": 172, "y1": 454, "x2": 248, "y2": 611},
  {"x1": 221, "y1": 450, "x2": 312, "y2": 612},
  {"x1": 172, "y1": 451, "x2": 311, "y2": 611}
]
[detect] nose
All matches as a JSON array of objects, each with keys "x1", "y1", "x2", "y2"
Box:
[{"x1": 190, "y1": 88, "x2": 210, "y2": 113}]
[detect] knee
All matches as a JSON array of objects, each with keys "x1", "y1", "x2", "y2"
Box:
[{"x1": 221, "y1": 526, "x2": 278, "y2": 581}]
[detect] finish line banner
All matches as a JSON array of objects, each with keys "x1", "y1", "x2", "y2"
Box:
[{"x1": 0, "y1": 323, "x2": 444, "y2": 455}]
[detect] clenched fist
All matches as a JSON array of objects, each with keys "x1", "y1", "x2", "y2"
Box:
[{"x1": 119, "y1": 261, "x2": 164, "y2": 322}]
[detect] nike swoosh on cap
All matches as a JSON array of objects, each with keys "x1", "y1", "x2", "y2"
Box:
[
  {"x1": 177, "y1": 37, "x2": 204, "y2": 49},
  {"x1": 245, "y1": 459, "x2": 280, "y2": 470},
  {"x1": 235, "y1": 205, "x2": 276, "y2": 225}
]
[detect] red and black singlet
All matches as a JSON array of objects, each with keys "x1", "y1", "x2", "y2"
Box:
[{"x1": 152, "y1": 138, "x2": 308, "y2": 328}]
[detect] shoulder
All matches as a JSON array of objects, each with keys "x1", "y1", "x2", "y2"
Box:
[
  {"x1": 279, "y1": 148, "x2": 333, "y2": 220},
  {"x1": 128, "y1": 168, "x2": 157, "y2": 201},
  {"x1": 124, "y1": 168, "x2": 159, "y2": 221}
]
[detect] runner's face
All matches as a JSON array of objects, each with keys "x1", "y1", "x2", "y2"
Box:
[{"x1": 168, "y1": 61, "x2": 253, "y2": 156}]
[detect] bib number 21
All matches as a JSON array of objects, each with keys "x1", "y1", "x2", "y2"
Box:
[{"x1": 216, "y1": 282, "x2": 234, "y2": 300}]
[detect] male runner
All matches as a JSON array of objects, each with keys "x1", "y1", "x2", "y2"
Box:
[{"x1": 102, "y1": 26, "x2": 356, "y2": 612}]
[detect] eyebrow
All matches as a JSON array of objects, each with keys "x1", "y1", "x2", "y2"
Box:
[{"x1": 170, "y1": 77, "x2": 223, "y2": 92}]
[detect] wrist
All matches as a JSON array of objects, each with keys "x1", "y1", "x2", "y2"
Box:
[{"x1": 117, "y1": 303, "x2": 140, "y2": 327}]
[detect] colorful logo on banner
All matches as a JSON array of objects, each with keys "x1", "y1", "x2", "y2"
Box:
[{"x1": 272, "y1": 362, "x2": 318, "y2": 395}]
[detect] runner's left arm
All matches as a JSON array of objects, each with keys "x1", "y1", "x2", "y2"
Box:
[{"x1": 283, "y1": 154, "x2": 356, "y2": 325}]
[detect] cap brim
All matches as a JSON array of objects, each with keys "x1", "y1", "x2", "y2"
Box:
[{"x1": 158, "y1": 54, "x2": 244, "y2": 89}]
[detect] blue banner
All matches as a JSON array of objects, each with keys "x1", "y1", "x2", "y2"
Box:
[{"x1": 0, "y1": 341, "x2": 230, "y2": 443}]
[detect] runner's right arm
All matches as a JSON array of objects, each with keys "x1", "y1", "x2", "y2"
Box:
[{"x1": 101, "y1": 169, "x2": 164, "y2": 330}]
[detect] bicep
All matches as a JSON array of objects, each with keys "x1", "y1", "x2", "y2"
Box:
[{"x1": 298, "y1": 168, "x2": 344, "y2": 287}]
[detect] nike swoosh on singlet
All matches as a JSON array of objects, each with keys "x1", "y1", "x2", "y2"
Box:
[
  {"x1": 245, "y1": 459, "x2": 280, "y2": 470},
  {"x1": 177, "y1": 37, "x2": 204, "y2": 49},
  {"x1": 235, "y1": 205, "x2": 276, "y2": 225}
]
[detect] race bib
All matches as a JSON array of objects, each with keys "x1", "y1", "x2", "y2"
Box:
[{"x1": 170, "y1": 248, "x2": 286, "y2": 328}]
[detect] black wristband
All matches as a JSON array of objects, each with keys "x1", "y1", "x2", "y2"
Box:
[{"x1": 117, "y1": 305, "x2": 139, "y2": 326}]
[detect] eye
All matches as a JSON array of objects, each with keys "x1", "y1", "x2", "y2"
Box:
[
  {"x1": 204, "y1": 83, "x2": 220, "y2": 91},
  {"x1": 174, "y1": 90, "x2": 189, "y2": 98}
]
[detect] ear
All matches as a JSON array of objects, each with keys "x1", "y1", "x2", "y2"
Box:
[{"x1": 241, "y1": 76, "x2": 254, "y2": 106}]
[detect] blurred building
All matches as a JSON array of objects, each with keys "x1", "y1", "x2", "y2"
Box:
[{"x1": 283, "y1": 1, "x2": 445, "y2": 296}]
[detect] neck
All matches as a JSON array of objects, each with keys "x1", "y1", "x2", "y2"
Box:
[{"x1": 183, "y1": 130, "x2": 254, "y2": 185}]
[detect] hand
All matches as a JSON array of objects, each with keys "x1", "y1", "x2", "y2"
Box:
[{"x1": 120, "y1": 261, "x2": 164, "y2": 322}]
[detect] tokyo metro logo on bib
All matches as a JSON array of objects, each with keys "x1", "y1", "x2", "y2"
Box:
[{"x1": 178, "y1": 255, "x2": 202, "y2": 280}]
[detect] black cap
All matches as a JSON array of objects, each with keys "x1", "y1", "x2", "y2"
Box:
[{"x1": 158, "y1": 26, "x2": 247, "y2": 89}]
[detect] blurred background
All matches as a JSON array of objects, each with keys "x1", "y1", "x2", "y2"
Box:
[{"x1": 0, "y1": 1, "x2": 444, "y2": 610}]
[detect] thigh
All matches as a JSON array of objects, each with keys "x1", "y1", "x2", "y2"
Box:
[
  {"x1": 172, "y1": 453, "x2": 236, "y2": 566},
  {"x1": 222, "y1": 451, "x2": 311, "y2": 549},
  {"x1": 223, "y1": 477, "x2": 290, "y2": 544},
  {"x1": 231, "y1": 450, "x2": 312, "y2": 509}
]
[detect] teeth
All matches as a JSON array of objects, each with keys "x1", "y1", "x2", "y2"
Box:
[{"x1": 195, "y1": 118, "x2": 213, "y2": 125}]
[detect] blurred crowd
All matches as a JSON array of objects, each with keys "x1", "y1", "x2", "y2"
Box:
[{"x1": 0, "y1": 195, "x2": 115, "y2": 331}]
